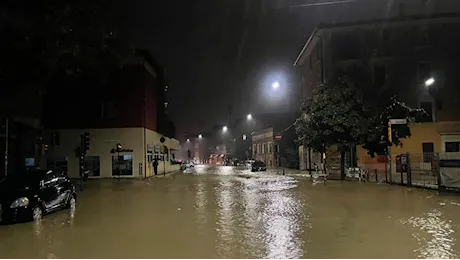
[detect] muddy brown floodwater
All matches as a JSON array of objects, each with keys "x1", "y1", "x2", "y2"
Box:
[{"x1": 1, "y1": 165, "x2": 460, "y2": 258}]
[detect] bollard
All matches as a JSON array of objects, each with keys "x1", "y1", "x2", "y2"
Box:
[
  {"x1": 282, "y1": 168, "x2": 285, "y2": 175},
  {"x1": 375, "y1": 169, "x2": 378, "y2": 182}
]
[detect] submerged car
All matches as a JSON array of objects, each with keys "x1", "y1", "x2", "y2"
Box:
[
  {"x1": 0, "y1": 170, "x2": 76, "y2": 224},
  {"x1": 251, "y1": 161, "x2": 267, "y2": 172}
]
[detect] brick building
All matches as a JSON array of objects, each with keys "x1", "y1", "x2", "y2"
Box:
[{"x1": 42, "y1": 50, "x2": 179, "y2": 178}]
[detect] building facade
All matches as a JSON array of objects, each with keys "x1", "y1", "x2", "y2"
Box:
[
  {"x1": 252, "y1": 128, "x2": 275, "y2": 167},
  {"x1": 42, "y1": 50, "x2": 179, "y2": 178},
  {"x1": 294, "y1": 13, "x2": 460, "y2": 171}
]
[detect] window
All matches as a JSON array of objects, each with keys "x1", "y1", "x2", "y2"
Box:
[
  {"x1": 112, "y1": 155, "x2": 133, "y2": 176},
  {"x1": 445, "y1": 142, "x2": 460, "y2": 153},
  {"x1": 420, "y1": 102, "x2": 433, "y2": 122},
  {"x1": 257, "y1": 144, "x2": 261, "y2": 154},
  {"x1": 43, "y1": 172, "x2": 57, "y2": 184},
  {"x1": 417, "y1": 62, "x2": 431, "y2": 81},
  {"x1": 268, "y1": 142, "x2": 273, "y2": 153},
  {"x1": 416, "y1": 28, "x2": 430, "y2": 47},
  {"x1": 262, "y1": 143, "x2": 266, "y2": 154},
  {"x1": 102, "y1": 101, "x2": 116, "y2": 119},
  {"x1": 374, "y1": 65, "x2": 386, "y2": 87},
  {"x1": 422, "y1": 142, "x2": 434, "y2": 163},
  {"x1": 50, "y1": 132, "x2": 60, "y2": 146},
  {"x1": 253, "y1": 144, "x2": 256, "y2": 155}
]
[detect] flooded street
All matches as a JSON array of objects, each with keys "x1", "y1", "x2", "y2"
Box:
[{"x1": 1, "y1": 165, "x2": 460, "y2": 258}]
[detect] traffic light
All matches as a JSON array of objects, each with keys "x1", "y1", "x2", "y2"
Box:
[
  {"x1": 82, "y1": 132, "x2": 90, "y2": 151},
  {"x1": 388, "y1": 122, "x2": 392, "y2": 143}
]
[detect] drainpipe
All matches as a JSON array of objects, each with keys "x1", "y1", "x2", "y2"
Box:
[
  {"x1": 143, "y1": 96, "x2": 147, "y2": 179},
  {"x1": 4, "y1": 117, "x2": 8, "y2": 176}
]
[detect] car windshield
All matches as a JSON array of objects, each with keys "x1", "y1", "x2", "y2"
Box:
[{"x1": 0, "y1": 170, "x2": 47, "y2": 188}]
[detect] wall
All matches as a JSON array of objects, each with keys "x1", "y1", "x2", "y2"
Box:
[
  {"x1": 357, "y1": 122, "x2": 460, "y2": 171},
  {"x1": 43, "y1": 127, "x2": 180, "y2": 178},
  {"x1": 43, "y1": 128, "x2": 144, "y2": 178},
  {"x1": 252, "y1": 128, "x2": 275, "y2": 167}
]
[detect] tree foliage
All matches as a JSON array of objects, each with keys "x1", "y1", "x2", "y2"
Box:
[
  {"x1": 295, "y1": 66, "x2": 427, "y2": 157},
  {"x1": 0, "y1": 0, "x2": 132, "y2": 92}
]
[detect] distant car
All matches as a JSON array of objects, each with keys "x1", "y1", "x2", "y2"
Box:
[
  {"x1": 180, "y1": 161, "x2": 195, "y2": 170},
  {"x1": 251, "y1": 161, "x2": 267, "y2": 172},
  {"x1": 0, "y1": 170, "x2": 77, "y2": 224}
]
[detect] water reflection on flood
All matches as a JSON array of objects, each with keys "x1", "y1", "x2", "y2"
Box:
[
  {"x1": 401, "y1": 209, "x2": 456, "y2": 259},
  {"x1": 1, "y1": 165, "x2": 460, "y2": 258}
]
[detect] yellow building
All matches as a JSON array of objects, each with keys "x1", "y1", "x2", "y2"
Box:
[{"x1": 357, "y1": 122, "x2": 460, "y2": 172}]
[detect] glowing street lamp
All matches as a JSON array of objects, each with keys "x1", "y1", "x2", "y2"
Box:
[
  {"x1": 425, "y1": 77, "x2": 435, "y2": 87},
  {"x1": 272, "y1": 81, "x2": 280, "y2": 89},
  {"x1": 223, "y1": 126, "x2": 228, "y2": 132},
  {"x1": 247, "y1": 114, "x2": 252, "y2": 120},
  {"x1": 198, "y1": 134, "x2": 202, "y2": 139},
  {"x1": 186, "y1": 138, "x2": 190, "y2": 142}
]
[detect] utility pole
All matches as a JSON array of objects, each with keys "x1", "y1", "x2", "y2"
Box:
[
  {"x1": 388, "y1": 121, "x2": 392, "y2": 183},
  {"x1": 4, "y1": 117, "x2": 8, "y2": 176}
]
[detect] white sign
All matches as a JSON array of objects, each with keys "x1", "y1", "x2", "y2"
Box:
[{"x1": 389, "y1": 119, "x2": 407, "y2": 125}]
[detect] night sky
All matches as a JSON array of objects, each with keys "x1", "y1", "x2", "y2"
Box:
[{"x1": 113, "y1": 0, "x2": 458, "y2": 136}]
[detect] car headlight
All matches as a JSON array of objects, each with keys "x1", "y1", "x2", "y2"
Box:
[{"x1": 10, "y1": 197, "x2": 29, "y2": 208}]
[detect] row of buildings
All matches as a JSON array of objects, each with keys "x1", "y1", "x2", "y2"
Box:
[
  {"x1": 179, "y1": 112, "x2": 298, "y2": 167},
  {"x1": 0, "y1": 50, "x2": 180, "y2": 179},
  {"x1": 293, "y1": 11, "x2": 460, "y2": 172}
]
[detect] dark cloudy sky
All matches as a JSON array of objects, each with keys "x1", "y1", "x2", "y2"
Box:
[{"x1": 114, "y1": 0, "x2": 459, "y2": 136}]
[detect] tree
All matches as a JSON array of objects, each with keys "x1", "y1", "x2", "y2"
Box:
[
  {"x1": 0, "y1": 0, "x2": 132, "y2": 94},
  {"x1": 295, "y1": 67, "x2": 426, "y2": 175}
]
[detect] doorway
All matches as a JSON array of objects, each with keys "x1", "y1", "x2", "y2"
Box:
[{"x1": 112, "y1": 154, "x2": 133, "y2": 176}]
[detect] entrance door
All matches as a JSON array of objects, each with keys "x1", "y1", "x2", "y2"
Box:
[{"x1": 112, "y1": 155, "x2": 133, "y2": 176}]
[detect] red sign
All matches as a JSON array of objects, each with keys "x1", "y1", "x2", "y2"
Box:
[{"x1": 275, "y1": 134, "x2": 282, "y2": 141}]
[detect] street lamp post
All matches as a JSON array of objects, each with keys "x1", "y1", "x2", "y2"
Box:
[
  {"x1": 425, "y1": 77, "x2": 435, "y2": 87},
  {"x1": 246, "y1": 114, "x2": 252, "y2": 160}
]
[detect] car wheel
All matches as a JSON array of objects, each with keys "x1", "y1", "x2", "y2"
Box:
[
  {"x1": 66, "y1": 194, "x2": 76, "y2": 209},
  {"x1": 32, "y1": 206, "x2": 43, "y2": 221}
]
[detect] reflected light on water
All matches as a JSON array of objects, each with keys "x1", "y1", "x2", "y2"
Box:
[
  {"x1": 195, "y1": 182, "x2": 208, "y2": 228},
  {"x1": 401, "y1": 209, "x2": 457, "y2": 259},
  {"x1": 242, "y1": 178, "x2": 266, "y2": 257},
  {"x1": 216, "y1": 178, "x2": 236, "y2": 257},
  {"x1": 253, "y1": 176, "x2": 302, "y2": 259}
]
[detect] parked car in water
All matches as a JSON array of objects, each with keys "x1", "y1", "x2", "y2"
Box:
[
  {"x1": 251, "y1": 161, "x2": 267, "y2": 172},
  {"x1": 0, "y1": 170, "x2": 76, "y2": 224}
]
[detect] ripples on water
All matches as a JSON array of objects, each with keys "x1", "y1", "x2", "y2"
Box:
[
  {"x1": 213, "y1": 173, "x2": 303, "y2": 258},
  {"x1": 401, "y1": 208, "x2": 457, "y2": 259},
  {"x1": 3, "y1": 166, "x2": 460, "y2": 259}
]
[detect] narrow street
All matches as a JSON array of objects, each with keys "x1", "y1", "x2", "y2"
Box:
[{"x1": 1, "y1": 165, "x2": 460, "y2": 258}]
